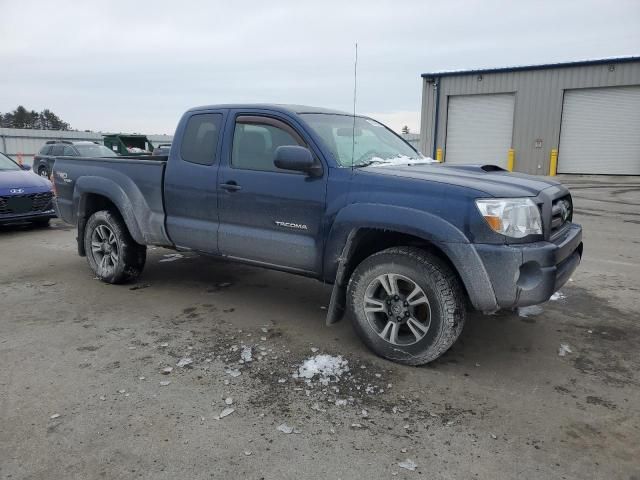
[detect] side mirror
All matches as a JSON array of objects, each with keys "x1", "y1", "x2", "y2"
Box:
[
  {"x1": 21, "y1": 164, "x2": 31, "y2": 171},
  {"x1": 274, "y1": 145, "x2": 322, "y2": 177}
]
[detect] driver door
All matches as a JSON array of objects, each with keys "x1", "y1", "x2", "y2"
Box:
[{"x1": 217, "y1": 113, "x2": 327, "y2": 274}]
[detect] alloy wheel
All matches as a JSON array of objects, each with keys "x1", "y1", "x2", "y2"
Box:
[
  {"x1": 363, "y1": 273, "x2": 431, "y2": 346},
  {"x1": 91, "y1": 224, "x2": 119, "y2": 271}
]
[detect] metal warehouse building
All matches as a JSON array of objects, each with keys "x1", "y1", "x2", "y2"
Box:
[{"x1": 419, "y1": 56, "x2": 640, "y2": 175}]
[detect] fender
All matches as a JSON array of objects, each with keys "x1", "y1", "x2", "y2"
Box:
[
  {"x1": 324, "y1": 203, "x2": 498, "y2": 324},
  {"x1": 73, "y1": 175, "x2": 168, "y2": 247}
]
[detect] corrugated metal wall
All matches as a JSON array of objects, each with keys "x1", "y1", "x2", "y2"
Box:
[
  {"x1": 420, "y1": 60, "x2": 640, "y2": 174},
  {"x1": 0, "y1": 128, "x2": 173, "y2": 165}
]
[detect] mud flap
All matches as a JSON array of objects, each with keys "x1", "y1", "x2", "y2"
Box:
[
  {"x1": 325, "y1": 230, "x2": 357, "y2": 325},
  {"x1": 326, "y1": 281, "x2": 346, "y2": 325},
  {"x1": 77, "y1": 216, "x2": 87, "y2": 257}
]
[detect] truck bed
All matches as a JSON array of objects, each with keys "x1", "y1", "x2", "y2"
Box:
[{"x1": 52, "y1": 155, "x2": 172, "y2": 246}]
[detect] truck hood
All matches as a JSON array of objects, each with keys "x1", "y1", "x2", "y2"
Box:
[
  {"x1": 0, "y1": 169, "x2": 52, "y2": 195},
  {"x1": 362, "y1": 163, "x2": 561, "y2": 197}
]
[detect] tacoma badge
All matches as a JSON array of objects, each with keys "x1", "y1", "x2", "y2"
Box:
[{"x1": 275, "y1": 221, "x2": 308, "y2": 230}]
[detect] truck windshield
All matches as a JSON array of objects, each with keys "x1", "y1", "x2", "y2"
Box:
[
  {"x1": 301, "y1": 113, "x2": 432, "y2": 167},
  {"x1": 75, "y1": 144, "x2": 118, "y2": 157},
  {"x1": 0, "y1": 152, "x2": 21, "y2": 171}
]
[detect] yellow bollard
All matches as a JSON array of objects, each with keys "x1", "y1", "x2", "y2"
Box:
[
  {"x1": 549, "y1": 148, "x2": 558, "y2": 176},
  {"x1": 507, "y1": 149, "x2": 515, "y2": 172},
  {"x1": 436, "y1": 148, "x2": 443, "y2": 162}
]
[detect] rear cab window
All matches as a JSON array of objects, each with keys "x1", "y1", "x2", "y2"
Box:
[
  {"x1": 181, "y1": 113, "x2": 222, "y2": 165},
  {"x1": 39, "y1": 145, "x2": 52, "y2": 155}
]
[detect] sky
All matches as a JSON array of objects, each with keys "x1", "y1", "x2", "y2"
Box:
[{"x1": 1, "y1": 0, "x2": 638, "y2": 135}]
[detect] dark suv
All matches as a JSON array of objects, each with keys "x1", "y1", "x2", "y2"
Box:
[{"x1": 33, "y1": 141, "x2": 117, "y2": 178}]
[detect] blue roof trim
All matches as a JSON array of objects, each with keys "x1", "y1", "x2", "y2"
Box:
[
  {"x1": 186, "y1": 104, "x2": 348, "y2": 115},
  {"x1": 421, "y1": 56, "x2": 640, "y2": 78}
]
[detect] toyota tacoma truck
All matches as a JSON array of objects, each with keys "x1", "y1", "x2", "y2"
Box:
[{"x1": 52, "y1": 104, "x2": 583, "y2": 365}]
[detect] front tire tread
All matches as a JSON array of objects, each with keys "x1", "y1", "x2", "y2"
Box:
[{"x1": 348, "y1": 246, "x2": 466, "y2": 366}]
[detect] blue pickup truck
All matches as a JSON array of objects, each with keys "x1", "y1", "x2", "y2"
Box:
[{"x1": 53, "y1": 104, "x2": 583, "y2": 365}]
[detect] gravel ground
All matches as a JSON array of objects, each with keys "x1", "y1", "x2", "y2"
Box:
[{"x1": 1, "y1": 176, "x2": 639, "y2": 479}]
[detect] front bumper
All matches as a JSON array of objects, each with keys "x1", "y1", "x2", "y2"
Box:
[
  {"x1": 474, "y1": 223, "x2": 583, "y2": 309},
  {"x1": 1, "y1": 190, "x2": 56, "y2": 225},
  {"x1": 0, "y1": 208, "x2": 56, "y2": 225}
]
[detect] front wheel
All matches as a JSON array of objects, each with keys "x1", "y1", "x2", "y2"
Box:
[
  {"x1": 38, "y1": 166, "x2": 49, "y2": 178},
  {"x1": 347, "y1": 247, "x2": 466, "y2": 365},
  {"x1": 84, "y1": 210, "x2": 146, "y2": 284}
]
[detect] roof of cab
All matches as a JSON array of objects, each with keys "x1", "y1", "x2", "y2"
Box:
[{"x1": 186, "y1": 104, "x2": 350, "y2": 116}]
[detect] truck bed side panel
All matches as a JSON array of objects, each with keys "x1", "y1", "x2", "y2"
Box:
[{"x1": 53, "y1": 157, "x2": 171, "y2": 246}]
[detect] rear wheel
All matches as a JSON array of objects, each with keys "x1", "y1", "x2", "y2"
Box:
[
  {"x1": 84, "y1": 210, "x2": 146, "y2": 284},
  {"x1": 38, "y1": 166, "x2": 49, "y2": 178},
  {"x1": 348, "y1": 246, "x2": 466, "y2": 365}
]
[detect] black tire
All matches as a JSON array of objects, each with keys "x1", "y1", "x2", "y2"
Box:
[
  {"x1": 37, "y1": 166, "x2": 49, "y2": 178},
  {"x1": 84, "y1": 209, "x2": 146, "y2": 284},
  {"x1": 347, "y1": 246, "x2": 466, "y2": 365}
]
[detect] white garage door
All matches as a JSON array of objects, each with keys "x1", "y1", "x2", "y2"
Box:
[
  {"x1": 559, "y1": 86, "x2": 640, "y2": 175},
  {"x1": 445, "y1": 93, "x2": 515, "y2": 168}
]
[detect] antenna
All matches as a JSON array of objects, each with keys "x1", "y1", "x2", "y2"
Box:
[{"x1": 351, "y1": 42, "x2": 358, "y2": 170}]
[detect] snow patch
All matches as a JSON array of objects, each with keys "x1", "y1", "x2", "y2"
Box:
[
  {"x1": 558, "y1": 343, "x2": 573, "y2": 357},
  {"x1": 176, "y1": 357, "x2": 193, "y2": 368},
  {"x1": 550, "y1": 291, "x2": 566, "y2": 301},
  {"x1": 293, "y1": 354, "x2": 349, "y2": 386},
  {"x1": 367, "y1": 155, "x2": 437, "y2": 167},
  {"x1": 218, "y1": 407, "x2": 235, "y2": 419},
  {"x1": 276, "y1": 423, "x2": 294, "y2": 434},
  {"x1": 240, "y1": 346, "x2": 253, "y2": 363},
  {"x1": 518, "y1": 305, "x2": 544, "y2": 318},
  {"x1": 398, "y1": 459, "x2": 417, "y2": 471},
  {"x1": 159, "y1": 253, "x2": 184, "y2": 263}
]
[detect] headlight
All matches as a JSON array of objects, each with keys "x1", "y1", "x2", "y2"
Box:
[{"x1": 475, "y1": 198, "x2": 542, "y2": 238}]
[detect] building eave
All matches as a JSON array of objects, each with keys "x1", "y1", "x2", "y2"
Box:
[{"x1": 421, "y1": 55, "x2": 640, "y2": 79}]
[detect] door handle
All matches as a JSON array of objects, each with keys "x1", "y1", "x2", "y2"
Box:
[{"x1": 219, "y1": 181, "x2": 242, "y2": 192}]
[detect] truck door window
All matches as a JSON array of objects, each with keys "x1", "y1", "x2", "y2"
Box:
[
  {"x1": 180, "y1": 113, "x2": 222, "y2": 165},
  {"x1": 232, "y1": 117, "x2": 304, "y2": 173}
]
